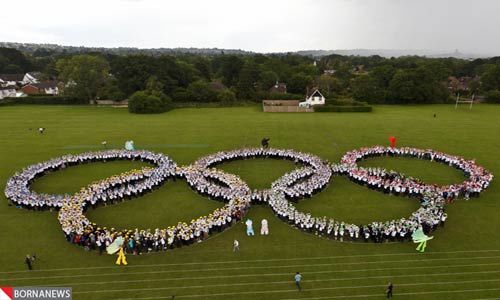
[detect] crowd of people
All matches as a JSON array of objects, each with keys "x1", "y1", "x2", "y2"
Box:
[
  {"x1": 180, "y1": 166, "x2": 251, "y2": 202},
  {"x1": 4, "y1": 150, "x2": 175, "y2": 209},
  {"x1": 4, "y1": 145, "x2": 494, "y2": 251},
  {"x1": 190, "y1": 147, "x2": 333, "y2": 203},
  {"x1": 340, "y1": 146, "x2": 493, "y2": 199},
  {"x1": 57, "y1": 165, "x2": 250, "y2": 252},
  {"x1": 268, "y1": 184, "x2": 447, "y2": 243}
]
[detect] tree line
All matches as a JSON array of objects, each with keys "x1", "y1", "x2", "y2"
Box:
[{"x1": 2, "y1": 47, "x2": 500, "y2": 107}]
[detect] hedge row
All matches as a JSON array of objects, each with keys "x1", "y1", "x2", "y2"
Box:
[
  {"x1": 173, "y1": 101, "x2": 257, "y2": 108},
  {"x1": 314, "y1": 105, "x2": 373, "y2": 112},
  {"x1": 326, "y1": 99, "x2": 369, "y2": 106},
  {"x1": 486, "y1": 90, "x2": 500, "y2": 103},
  {"x1": 1, "y1": 96, "x2": 88, "y2": 105}
]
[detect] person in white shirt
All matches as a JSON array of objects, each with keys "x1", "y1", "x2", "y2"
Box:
[
  {"x1": 233, "y1": 239, "x2": 239, "y2": 252},
  {"x1": 260, "y1": 219, "x2": 269, "y2": 235}
]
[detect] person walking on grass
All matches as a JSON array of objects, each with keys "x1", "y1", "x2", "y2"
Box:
[
  {"x1": 24, "y1": 254, "x2": 33, "y2": 270},
  {"x1": 386, "y1": 282, "x2": 393, "y2": 298},
  {"x1": 233, "y1": 239, "x2": 240, "y2": 252},
  {"x1": 294, "y1": 272, "x2": 302, "y2": 291}
]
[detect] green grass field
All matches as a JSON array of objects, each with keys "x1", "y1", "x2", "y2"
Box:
[{"x1": 0, "y1": 104, "x2": 499, "y2": 300}]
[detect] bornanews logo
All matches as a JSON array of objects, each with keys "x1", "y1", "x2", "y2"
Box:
[
  {"x1": 0, "y1": 288, "x2": 13, "y2": 300},
  {"x1": 0, "y1": 287, "x2": 71, "y2": 300}
]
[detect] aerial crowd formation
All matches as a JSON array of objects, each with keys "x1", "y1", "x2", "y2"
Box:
[{"x1": 4, "y1": 146, "x2": 493, "y2": 253}]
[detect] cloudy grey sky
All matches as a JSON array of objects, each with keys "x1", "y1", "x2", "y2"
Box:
[{"x1": 1, "y1": 0, "x2": 499, "y2": 54}]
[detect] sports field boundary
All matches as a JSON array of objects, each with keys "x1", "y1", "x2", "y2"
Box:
[
  {"x1": 5, "y1": 261, "x2": 500, "y2": 282},
  {"x1": 59, "y1": 270, "x2": 500, "y2": 293},
  {"x1": 108, "y1": 280, "x2": 500, "y2": 299},
  {"x1": 1, "y1": 249, "x2": 499, "y2": 274}
]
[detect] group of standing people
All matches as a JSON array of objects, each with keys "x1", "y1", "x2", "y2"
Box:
[
  {"x1": 340, "y1": 146, "x2": 493, "y2": 200},
  {"x1": 5, "y1": 144, "x2": 493, "y2": 256}
]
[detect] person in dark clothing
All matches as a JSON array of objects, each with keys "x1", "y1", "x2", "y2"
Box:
[
  {"x1": 25, "y1": 255, "x2": 33, "y2": 270},
  {"x1": 261, "y1": 138, "x2": 270, "y2": 148},
  {"x1": 386, "y1": 282, "x2": 393, "y2": 298}
]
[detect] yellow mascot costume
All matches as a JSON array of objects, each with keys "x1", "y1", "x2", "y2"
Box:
[
  {"x1": 106, "y1": 235, "x2": 128, "y2": 266},
  {"x1": 115, "y1": 247, "x2": 128, "y2": 265}
]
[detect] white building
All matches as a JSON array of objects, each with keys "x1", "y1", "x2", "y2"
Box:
[
  {"x1": 21, "y1": 81, "x2": 59, "y2": 95},
  {"x1": 0, "y1": 74, "x2": 24, "y2": 87},
  {"x1": 0, "y1": 86, "x2": 17, "y2": 99},
  {"x1": 300, "y1": 88, "x2": 325, "y2": 107},
  {"x1": 22, "y1": 72, "x2": 40, "y2": 85}
]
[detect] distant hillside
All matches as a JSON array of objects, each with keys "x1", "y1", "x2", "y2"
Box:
[
  {"x1": 0, "y1": 42, "x2": 255, "y2": 56},
  {"x1": 295, "y1": 49, "x2": 492, "y2": 59},
  {"x1": 0, "y1": 41, "x2": 495, "y2": 59}
]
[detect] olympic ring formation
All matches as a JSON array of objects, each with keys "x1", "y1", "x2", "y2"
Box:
[{"x1": 4, "y1": 146, "x2": 493, "y2": 252}]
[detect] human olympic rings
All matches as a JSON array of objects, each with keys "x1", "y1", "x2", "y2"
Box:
[{"x1": 4, "y1": 146, "x2": 493, "y2": 251}]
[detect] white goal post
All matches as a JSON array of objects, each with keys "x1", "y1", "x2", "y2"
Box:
[{"x1": 455, "y1": 93, "x2": 474, "y2": 109}]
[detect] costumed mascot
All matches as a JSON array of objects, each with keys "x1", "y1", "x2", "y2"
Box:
[
  {"x1": 124, "y1": 140, "x2": 135, "y2": 151},
  {"x1": 260, "y1": 219, "x2": 269, "y2": 235},
  {"x1": 245, "y1": 219, "x2": 254, "y2": 236},
  {"x1": 389, "y1": 136, "x2": 397, "y2": 148},
  {"x1": 411, "y1": 227, "x2": 433, "y2": 253},
  {"x1": 106, "y1": 235, "x2": 128, "y2": 265}
]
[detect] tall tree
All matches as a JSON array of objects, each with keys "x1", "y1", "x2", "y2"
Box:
[
  {"x1": 215, "y1": 55, "x2": 244, "y2": 87},
  {"x1": 317, "y1": 75, "x2": 341, "y2": 97},
  {"x1": 56, "y1": 55, "x2": 110, "y2": 101},
  {"x1": 288, "y1": 73, "x2": 312, "y2": 95},
  {"x1": 0, "y1": 47, "x2": 33, "y2": 73},
  {"x1": 236, "y1": 62, "x2": 260, "y2": 99},
  {"x1": 351, "y1": 75, "x2": 385, "y2": 103},
  {"x1": 481, "y1": 64, "x2": 500, "y2": 91}
]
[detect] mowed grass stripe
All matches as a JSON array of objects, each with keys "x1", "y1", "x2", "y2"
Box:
[
  {"x1": 3, "y1": 254, "x2": 500, "y2": 284},
  {"x1": 39, "y1": 269, "x2": 500, "y2": 290},
  {"x1": 5, "y1": 261, "x2": 500, "y2": 282},
  {"x1": 77, "y1": 279, "x2": 500, "y2": 298},
  {"x1": 1, "y1": 249, "x2": 499, "y2": 274},
  {"x1": 280, "y1": 289, "x2": 500, "y2": 300},
  {"x1": 1, "y1": 105, "x2": 500, "y2": 300}
]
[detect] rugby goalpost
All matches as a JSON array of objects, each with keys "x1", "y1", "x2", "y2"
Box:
[{"x1": 455, "y1": 92, "x2": 474, "y2": 109}]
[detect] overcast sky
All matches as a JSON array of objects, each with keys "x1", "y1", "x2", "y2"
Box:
[{"x1": 1, "y1": 0, "x2": 499, "y2": 54}]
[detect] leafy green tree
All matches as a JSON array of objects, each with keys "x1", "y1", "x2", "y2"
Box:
[
  {"x1": 217, "y1": 89, "x2": 237, "y2": 103},
  {"x1": 0, "y1": 47, "x2": 33, "y2": 73},
  {"x1": 370, "y1": 65, "x2": 396, "y2": 88},
  {"x1": 111, "y1": 55, "x2": 156, "y2": 96},
  {"x1": 145, "y1": 76, "x2": 165, "y2": 97},
  {"x1": 236, "y1": 62, "x2": 260, "y2": 99},
  {"x1": 214, "y1": 55, "x2": 244, "y2": 87},
  {"x1": 481, "y1": 64, "x2": 500, "y2": 91},
  {"x1": 288, "y1": 73, "x2": 312, "y2": 94},
  {"x1": 128, "y1": 91, "x2": 172, "y2": 114},
  {"x1": 485, "y1": 90, "x2": 500, "y2": 103},
  {"x1": 170, "y1": 87, "x2": 190, "y2": 102},
  {"x1": 3, "y1": 64, "x2": 23, "y2": 73},
  {"x1": 187, "y1": 80, "x2": 217, "y2": 102},
  {"x1": 259, "y1": 70, "x2": 278, "y2": 91},
  {"x1": 351, "y1": 75, "x2": 385, "y2": 103},
  {"x1": 56, "y1": 55, "x2": 110, "y2": 101},
  {"x1": 387, "y1": 70, "x2": 419, "y2": 103},
  {"x1": 317, "y1": 75, "x2": 341, "y2": 97},
  {"x1": 97, "y1": 77, "x2": 125, "y2": 101},
  {"x1": 174, "y1": 60, "x2": 200, "y2": 88},
  {"x1": 387, "y1": 68, "x2": 449, "y2": 104},
  {"x1": 193, "y1": 57, "x2": 212, "y2": 81},
  {"x1": 128, "y1": 77, "x2": 172, "y2": 113}
]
